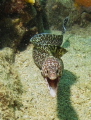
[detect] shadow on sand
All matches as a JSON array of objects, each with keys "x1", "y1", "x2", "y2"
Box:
[{"x1": 57, "y1": 70, "x2": 78, "y2": 120}]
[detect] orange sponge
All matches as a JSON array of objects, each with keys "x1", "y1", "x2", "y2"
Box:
[{"x1": 75, "y1": 0, "x2": 91, "y2": 7}]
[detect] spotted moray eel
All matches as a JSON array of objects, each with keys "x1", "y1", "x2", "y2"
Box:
[{"x1": 30, "y1": 33, "x2": 67, "y2": 97}]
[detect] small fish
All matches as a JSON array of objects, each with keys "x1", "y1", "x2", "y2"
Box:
[
  {"x1": 30, "y1": 33, "x2": 63, "y2": 46},
  {"x1": 25, "y1": 0, "x2": 35, "y2": 4},
  {"x1": 62, "y1": 17, "x2": 69, "y2": 34}
]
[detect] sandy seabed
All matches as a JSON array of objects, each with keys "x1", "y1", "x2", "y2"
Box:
[{"x1": 14, "y1": 24, "x2": 91, "y2": 120}]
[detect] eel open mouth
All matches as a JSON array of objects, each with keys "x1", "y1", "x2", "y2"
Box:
[{"x1": 45, "y1": 77, "x2": 59, "y2": 97}]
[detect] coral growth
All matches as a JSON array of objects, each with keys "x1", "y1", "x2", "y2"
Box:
[
  {"x1": 2, "y1": 0, "x2": 35, "y2": 15},
  {"x1": 75, "y1": 0, "x2": 91, "y2": 7},
  {"x1": 4, "y1": 0, "x2": 27, "y2": 14},
  {"x1": 0, "y1": 47, "x2": 22, "y2": 119}
]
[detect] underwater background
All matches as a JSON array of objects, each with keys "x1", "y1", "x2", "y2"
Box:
[{"x1": 0, "y1": 0, "x2": 91, "y2": 119}]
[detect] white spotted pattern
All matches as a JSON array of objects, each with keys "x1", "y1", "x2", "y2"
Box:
[{"x1": 42, "y1": 56, "x2": 63, "y2": 80}]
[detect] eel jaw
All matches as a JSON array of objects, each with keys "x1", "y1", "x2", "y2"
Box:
[{"x1": 45, "y1": 77, "x2": 59, "y2": 97}]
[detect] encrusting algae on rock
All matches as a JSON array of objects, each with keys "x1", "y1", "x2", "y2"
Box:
[
  {"x1": 74, "y1": 0, "x2": 91, "y2": 13},
  {"x1": 30, "y1": 33, "x2": 67, "y2": 97},
  {"x1": 75, "y1": 0, "x2": 91, "y2": 7}
]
